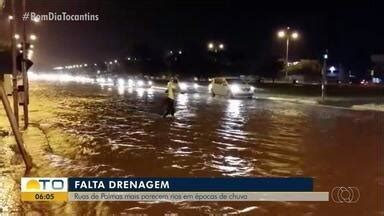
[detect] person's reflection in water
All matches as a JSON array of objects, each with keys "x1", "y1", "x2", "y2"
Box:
[{"x1": 163, "y1": 77, "x2": 180, "y2": 118}]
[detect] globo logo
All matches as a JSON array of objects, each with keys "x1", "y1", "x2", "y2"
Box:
[{"x1": 331, "y1": 186, "x2": 360, "y2": 203}]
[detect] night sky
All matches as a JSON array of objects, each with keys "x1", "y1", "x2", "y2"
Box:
[{"x1": 1, "y1": 0, "x2": 383, "y2": 73}]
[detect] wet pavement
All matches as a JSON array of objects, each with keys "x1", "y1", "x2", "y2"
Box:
[{"x1": 8, "y1": 82, "x2": 384, "y2": 215}]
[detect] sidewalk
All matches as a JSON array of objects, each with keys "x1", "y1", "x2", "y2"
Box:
[
  {"x1": 0, "y1": 113, "x2": 26, "y2": 214},
  {"x1": 0, "y1": 83, "x2": 74, "y2": 215},
  {"x1": 0, "y1": 83, "x2": 105, "y2": 215},
  {"x1": 0, "y1": 122, "x2": 65, "y2": 215}
]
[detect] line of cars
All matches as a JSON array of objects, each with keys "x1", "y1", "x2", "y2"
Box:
[
  {"x1": 176, "y1": 77, "x2": 256, "y2": 98},
  {"x1": 95, "y1": 76, "x2": 256, "y2": 98},
  {"x1": 95, "y1": 77, "x2": 153, "y2": 88},
  {"x1": 179, "y1": 81, "x2": 201, "y2": 93}
]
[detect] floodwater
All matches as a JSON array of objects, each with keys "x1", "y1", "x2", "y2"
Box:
[{"x1": 20, "y1": 82, "x2": 384, "y2": 215}]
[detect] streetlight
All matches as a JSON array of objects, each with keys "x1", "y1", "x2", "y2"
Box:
[
  {"x1": 277, "y1": 30, "x2": 285, "y2": 38},
  {"x1": 207, "y1": 42, "x2": 225, "y2": 53},
  {"x1": 29, "y1": 34, "x2": 37, "y2": 41},
  {"x1": 208, "y1": 43, "x2": 214, "y2": 50},
  {"x1": 8, "y1": 15, "x2": 14, "y2": 20},
  {"x1": 14, "y1": 34, "x2": 20, "y2": 39},
  {"x1": 277, "y1": 27, "x2": 299, "y2": 78},
  {"x1": 291, "y1": 32, "x2": 299, "y2": 39}
]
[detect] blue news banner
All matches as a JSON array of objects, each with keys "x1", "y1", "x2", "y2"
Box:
[{"x1": 21, "y1": 177, "x2": 330, "y2": 202}]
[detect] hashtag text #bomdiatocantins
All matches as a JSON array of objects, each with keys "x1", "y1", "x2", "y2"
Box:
[{"x1": 23, "y1": 12, "x2": 99, "y2": 22}]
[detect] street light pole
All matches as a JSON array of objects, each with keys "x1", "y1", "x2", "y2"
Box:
[
  {"x1": 207, "y1": 42, "x2": 224, "y2": 63},
  {"x1": 321, "y1": 50, "x2": 328, "y2": 102},
  {"x1": 21, "y1": 0, "x2": 29, "y2": 129},
  {"x1": 278, "y1": 27, "x2": 299, "y2": 80},
  {"x1": 285, "y1": 35, "x2": 290, "y2": 78},
  {"x1": 10, "y1": 0, "x2": 19, "y2": 125}
]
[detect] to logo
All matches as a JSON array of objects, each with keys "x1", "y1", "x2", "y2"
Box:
[
  {"x1": 21, "y1": 178, "x2": 68, "y2": 192},
  {"x1": 331, "y1": 186, "x2": 360, "y2": 203}
]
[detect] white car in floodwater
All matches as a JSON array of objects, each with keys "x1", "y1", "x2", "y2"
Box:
[{"x1": 209, "y1": 77, "x2": 255, "y2": 98}]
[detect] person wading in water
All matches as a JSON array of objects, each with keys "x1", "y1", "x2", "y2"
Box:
[{"x1": 163, "y1": 78, "x2": 180, "y2": 118}]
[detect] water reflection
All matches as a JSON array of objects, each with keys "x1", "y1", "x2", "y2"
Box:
[
  {"x1": 177, "y1": 93, "x2": 188, "y2": 106},
  {"x1": 226, "y1": 99, "x2": 242, "y2": 119},
  {"x1": 127, "y1": 87, "x2": 134, "y2": 94},
  {"x1": 136, "y1": 88, "x2": 145, "y2": 98},
  {"x1": 117, "y1": 86, "x2": 125, "y2": 95},
  {"x1": 147, "y1": 88, "x2": 154, "y2": 98},
  {"x1": 209, "y1": 154, "x2": 254, "y2": 176},
  {"x1": 205, "y1": 99, "x2": 254, "y2": 177},
  {"x1": 193, "y1": 93, "x2": 200, "y2": 99}
]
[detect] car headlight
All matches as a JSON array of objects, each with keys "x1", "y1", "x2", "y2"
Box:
[
  {"x1": 179, "y1": 83, "x2": 188, "y2": 90},
  {"x1": 128, "y1": 79, "x2": 134, "y2": 87},
  {"x1": 230, "y1": 84, "x2": 241, "y2": 93},
  {"x1": 97, "y1": 77, "x2": 105, "y2": 83},
  {"x1": 193, "y1": 83, "x2": 199, "y2": 89},
  {"x1": 148, "y1": 81, "x2": 153, "y2": 85},
  {"x1": 250, "y1": 86, "x2": 255, "y2": 92},
  {"x1": 117, "y1": 78, "x2": 125, "y2": 86},
  {"x1": 137, "y1": 80, "x2": 144, "y2": 87}
]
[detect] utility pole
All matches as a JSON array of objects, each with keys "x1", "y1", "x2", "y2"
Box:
[
  {"x1": 285, "y1": 33, "x2": 290, "y2": 74},
  {"x1": 10, "y1": 0, "x2": 19, "y2": 126},
  {"x1": 321, "y1": 50, "x2": 328, "y2": 102},
  {"x1": 21, "y1": 0, "x2": 29, "y2": 129}
]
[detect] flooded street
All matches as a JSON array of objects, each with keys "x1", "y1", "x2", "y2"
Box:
[{"x1": 23, "y1": 82, "x2": 383, "y2": 215}]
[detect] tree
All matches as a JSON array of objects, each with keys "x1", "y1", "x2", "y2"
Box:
[
  {"x1": 257, "y1": 57, "x2": 284, "y2": 81},
  {"x1": 286, "y1": 60, "x2": 322, "y2": 81}
]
